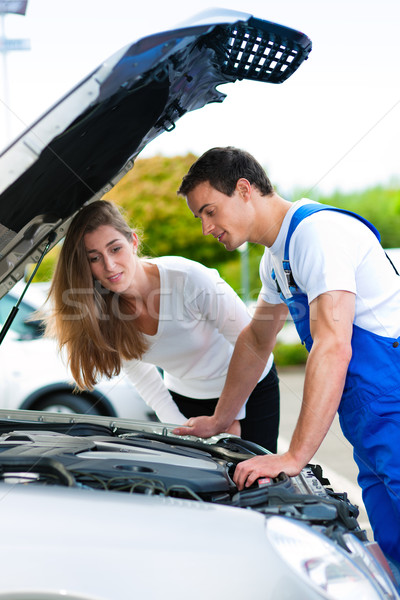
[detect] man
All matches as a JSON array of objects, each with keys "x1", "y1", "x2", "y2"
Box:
[{"x1": 173, "y1": 146, "x2": 400, "y2": 568}]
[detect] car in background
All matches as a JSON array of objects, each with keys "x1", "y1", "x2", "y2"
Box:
[
  {"x1": 0, "y1": 281, "x2": 154, "y2": 419},
  {"x1": 0, "y1": 8, "x2": 398, "y2": 599}
]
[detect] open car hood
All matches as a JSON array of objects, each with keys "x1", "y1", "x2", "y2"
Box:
[{"x1": 0, "y1": 8, "x2": 311, "y2": 299}]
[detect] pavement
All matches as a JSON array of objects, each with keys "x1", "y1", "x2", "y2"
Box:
[{"x1": 276, "y1": 365, "x2": 373, "y2": 541}]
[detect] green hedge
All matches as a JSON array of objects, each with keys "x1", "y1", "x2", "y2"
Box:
[{"x1": 273, "y1": 342, "x2": 308, "y2": 367}]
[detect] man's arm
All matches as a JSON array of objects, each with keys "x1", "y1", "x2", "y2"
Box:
[
  {"x1": 172, "y1": 298, "x2": 288, "y2": 437},
  {"x1": 233, "y1": 290, "x2": 355, "y2": 489}
]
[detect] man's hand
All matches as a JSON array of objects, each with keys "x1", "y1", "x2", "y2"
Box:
[
  {"x1": 172, "y1": 415, "x2": 222, "y2": 438},
  {"x1": 233, "y1": 452, "x2": 303, "y2": 490},
  {"x1": 226, "y1": 419, "x2": 241, "y2": 437},
  {"x1": 173, "y1": 417, "x2": 241, "y2": 439}
]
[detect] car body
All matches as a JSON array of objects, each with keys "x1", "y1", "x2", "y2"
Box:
[
  {"x1": 0, "y1": 8, "x2": 398, "y2": 600},
  {"x1": 0, "y1": 411, "x2": 397, "y2": 599},
  {"x1": 0, "y1": 281, "x2": 155, "y2": 419}
]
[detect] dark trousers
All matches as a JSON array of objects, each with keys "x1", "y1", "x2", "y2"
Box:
[{"x1": 169, "y1": 363, "x2": 280, "y2": 453}]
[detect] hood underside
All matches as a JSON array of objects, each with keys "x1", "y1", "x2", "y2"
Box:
[{"x1": 0, "y1": 9, "x2": 311, "y2": 299}]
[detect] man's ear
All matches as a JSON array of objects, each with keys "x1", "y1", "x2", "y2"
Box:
[{"x1": 236, "y1": 178, "x2": 252, "y2": 200}]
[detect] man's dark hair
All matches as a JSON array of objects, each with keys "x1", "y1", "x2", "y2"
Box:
[{"x1": 178, "y1": 146, "x2": 274, "y2": 197}]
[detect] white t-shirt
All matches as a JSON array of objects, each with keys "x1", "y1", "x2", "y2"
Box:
[
  {"x1": 123, "y1": 256, "x2": 273, "y2": 424},
  {"x1": 259, "y1": 199, "x2": 400, "y2": 339}
]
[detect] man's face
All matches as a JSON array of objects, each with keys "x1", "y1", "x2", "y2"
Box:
[{"x1": 186, "y1": 181, "x2": 249, "y2": 251}]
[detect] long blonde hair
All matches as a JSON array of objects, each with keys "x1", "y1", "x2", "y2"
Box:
[{"x1": 45, "y1": 200, "x2": 148, "y2": 390}]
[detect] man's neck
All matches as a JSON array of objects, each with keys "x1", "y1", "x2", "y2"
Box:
[{"x1": 250, "y1": 192, "x2": 292, "y2": 248}]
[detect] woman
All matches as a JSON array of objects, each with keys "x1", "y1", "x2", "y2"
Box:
[{"x1": 46, "y1": 200, "x2": 279, "y2": 451}]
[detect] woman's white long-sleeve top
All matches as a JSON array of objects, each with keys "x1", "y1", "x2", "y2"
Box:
[{"x1": 123, "y1": 256, "x2": 273, "y2": 424}]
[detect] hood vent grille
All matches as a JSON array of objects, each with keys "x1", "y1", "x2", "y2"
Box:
[{"x1": 210, "y1": 19, "x2": 311, "y2": 84}]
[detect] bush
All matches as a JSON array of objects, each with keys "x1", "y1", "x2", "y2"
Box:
[{"x1": 273, "y1": 342, "x2": 308, "y2": 367}]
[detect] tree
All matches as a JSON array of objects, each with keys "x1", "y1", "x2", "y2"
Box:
[
  {"x1": 33, "y1": 155, "x2": 400, "y2": 297},
  {"x1": 104, "y1": 153, "x2": 234, "y2": 267}
]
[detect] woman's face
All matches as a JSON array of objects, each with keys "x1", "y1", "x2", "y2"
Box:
[{"x1": 84, "y1": 225, "x2": 138, "y2": 295}]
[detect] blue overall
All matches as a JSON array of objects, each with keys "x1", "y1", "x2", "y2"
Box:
[{"x1": 273, "y1": 203, "x2": 400, "y2": 562}]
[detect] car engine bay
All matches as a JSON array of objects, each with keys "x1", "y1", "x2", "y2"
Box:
[{"x1": 0, "y1": 418, "x2": 365, "y2": 550}]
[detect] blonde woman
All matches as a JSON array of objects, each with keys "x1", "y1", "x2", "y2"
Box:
[{"x1": 46, "y1": 200, "x2": 279, "y2": 450}]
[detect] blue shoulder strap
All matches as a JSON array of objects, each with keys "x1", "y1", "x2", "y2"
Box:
[{"x1": 283, "y1": 203, "x2": 381, "y2": 262}]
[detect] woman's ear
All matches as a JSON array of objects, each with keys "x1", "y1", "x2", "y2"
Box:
[{"x1": 131, "y1": 231, "x2": 139, "y2": 252}]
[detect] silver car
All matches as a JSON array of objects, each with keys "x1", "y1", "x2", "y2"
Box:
[{"x1": 0, "y1": 8, "x2": 398, "y2": 599}]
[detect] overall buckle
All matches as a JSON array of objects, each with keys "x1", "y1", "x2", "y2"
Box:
[{"x1": 283, "y1": 260, "x2": 298, "y2": 290}]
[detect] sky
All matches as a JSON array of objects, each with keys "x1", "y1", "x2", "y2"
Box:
[{"x1": 0, "y1": 0, "x2": 399, "y2": 196}]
